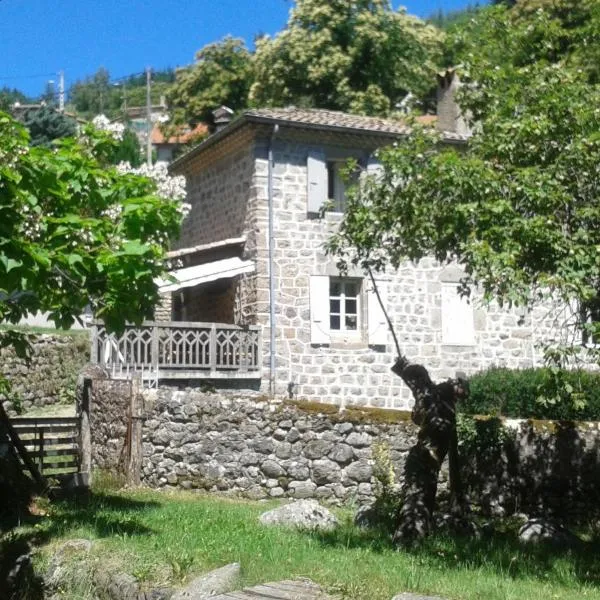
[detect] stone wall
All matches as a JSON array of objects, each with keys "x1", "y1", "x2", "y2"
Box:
[
  {"x1": 136, "y1": 389, "x2": 600, "y2": 520},
  {"x1": 90, "y1": 379, "x2": 132, "y2": 473},
  {"x1": 0, "y1": 333, "x2": 90, "y2": 414},
  {"x1": 141, "y1": 388, "x2": 417, "y2": 504},
  {"x1": 261, "y1": 135, "x2": 561, "y2": 408}
]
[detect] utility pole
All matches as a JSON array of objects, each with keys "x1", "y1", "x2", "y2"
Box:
[
  {"x1": 58, "y1": 70, "x2": 65, "y2": 112},
  {"x1": 146, "y1": 66, "x2": 152, "y2": 166}
]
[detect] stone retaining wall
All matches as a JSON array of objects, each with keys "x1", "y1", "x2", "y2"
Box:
[
  {"x1": 0, "y1": 333, "x2": 90, "y2": 414},
  {"x1": 136, "y1": 388, "x2": 600, "y2": 520}
]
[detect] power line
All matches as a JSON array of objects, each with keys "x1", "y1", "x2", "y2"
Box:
[{"x1": 0, "y1": 72, "x2": 56, "y2": 81}]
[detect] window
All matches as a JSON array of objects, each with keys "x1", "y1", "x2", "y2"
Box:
[
  {"x1": 307, "y1": 150, "x2": 365, "y2": 215},
  {"x1": 309, "y1": 275, "x2": 388, "y2": 346},
  {"x1": 327, "y1": 161, "x2": 348, "y2": 213},
  {"x1": 580, "y1": 297, "x2": 600, "y2": 346},
  {"x1": 329, "y1": 278, "x2": 360, "y2": 332},
  {"x1": 441, "y1": 283, "x2": 475, "y2": 346}
]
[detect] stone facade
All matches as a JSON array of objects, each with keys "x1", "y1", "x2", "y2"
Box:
[
  {"x1": 0, "y1": 333, "x2": 89, "y2": 414},
  {"x1": 124, "y1": 388, "x2": 600, "y2": 519},
  {"x1": 171, "y1": 119, "x2": 568, "y2": 409}
]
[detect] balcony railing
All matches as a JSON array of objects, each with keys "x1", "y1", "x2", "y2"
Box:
[{"x1": 90, "y1": 320, "x2": 262, "y2": 382}]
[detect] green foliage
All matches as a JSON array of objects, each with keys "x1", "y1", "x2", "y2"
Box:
[
  {"x1": 21, "y1": 489, "x2": 600, "y2": 600},
  {"x1": 167, "y1": 37, "x2": 253, "y2": 128},
  {"x1": 69, "y1": 68, "x2": 175, "y2": 119},
  {"x1": 251, "y1": 0, "x2": 443, "y2": 115},
  {"x1": 0, "y1": 111, "x2": 183, "y2": 363},
  {"x1": 109, "y1": 128, "x2": 143, "y2": 167},
  {"x1": 460, "y1": 367, "x2": 600, "y2": 420},
  {"x1": 427, "y1": 4, "x2": 483, "y2": 31},
  {"x1": 0, "y1": 86, "x2": 30, "y2": 112},
  {"x1": 329, "y1": 2, "x2": 600, "y2": 368},
  {"x1": 22, "y1": 106, "x2": 77, "y2": 147}
]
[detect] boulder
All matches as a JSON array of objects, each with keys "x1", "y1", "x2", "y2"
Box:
[
  {"x1": 45, "y1": 539, "x2": 93, "y2": 590},
  {"x1": 171, "y1": 563, "x2": 241, "y2": 600},
  {"x1": 259, "y1": 499, "x2": 339, "y2": 531},
  {"x1": 518, "y1": 518, "x2": 582, "y2": 547}
]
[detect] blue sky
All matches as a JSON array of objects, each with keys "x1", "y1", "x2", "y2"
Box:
[{"x1": 0, "y1": 1, "x2": 485, "y2": 97}]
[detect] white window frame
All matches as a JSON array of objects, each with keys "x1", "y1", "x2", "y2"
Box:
[{"x1": 329, "y1": 277, "x2": 361, "y2": 336}]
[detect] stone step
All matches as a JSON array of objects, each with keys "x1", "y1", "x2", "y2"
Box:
[{"x1": 211, "y1": 579, "x2": 337, "y2": 599}]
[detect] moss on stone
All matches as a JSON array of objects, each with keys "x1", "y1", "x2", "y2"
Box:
[
  {"x1": 283, "y1": 399, "x2": 340, "y2": 416},
  {"x1": 285, "y1": 399, "x2": 414, "y2": 426},
  {"x1": 343, "y1": 406, "x2": 413, "y2": 425}
]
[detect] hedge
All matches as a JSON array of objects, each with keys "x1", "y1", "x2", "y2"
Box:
[{"x1": 460, "y1": 367, "x2": 600, "y2": 421}]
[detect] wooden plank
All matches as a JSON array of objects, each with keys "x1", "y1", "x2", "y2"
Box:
[
  {"x1": 12, "y1": 425, "x2": 77, "y2": 435},
  {"x1": 211, "y1": 580, "x2": 336, "y2": 600},
  {"x1": 0, "y1": 402, "x2": 46, "y2": 490},
  {"x1": 43, "y1": 459, "x2": 78, "y2": 470},
  {"x1": 11, "y1": 417, "x2": 78, "y2": 427}
]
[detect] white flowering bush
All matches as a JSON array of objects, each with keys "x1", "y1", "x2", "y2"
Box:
[
  {"x1": 116, "y1": 161, "x2": 190, "y2": 218},
  {"x1": 92, "y1": 114, "x2": 125, "y2": 141}
]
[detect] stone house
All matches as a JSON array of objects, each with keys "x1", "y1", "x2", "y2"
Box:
[{"x1": 165, "y1": 105, "x2": 560, "y2": 409}]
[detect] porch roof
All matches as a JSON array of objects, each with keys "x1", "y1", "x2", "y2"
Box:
[{"x1": 157, "y1": 257, "x2": 255, "y2": 293}]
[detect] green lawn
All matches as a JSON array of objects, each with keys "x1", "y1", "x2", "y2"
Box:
[{"x1": 11, "y1": 485, "x2": 600, "y2": 600}]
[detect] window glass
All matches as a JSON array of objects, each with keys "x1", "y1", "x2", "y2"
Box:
[{"x1": 329, "y1": 278, "x2": 360, "y2": 333}]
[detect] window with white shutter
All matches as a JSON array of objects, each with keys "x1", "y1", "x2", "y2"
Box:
[
  {"x1": 366, "y1": 278, "x2": 388, "y2": 346},
  {"x1": 307, "y1": 150, "x2": 327, "y2": 214},
  {"x1": 309, "y1": 275, "x2": 330, "y2": 344},
  {"x1": 441, "y1": 283, "x2": 475, "y2": 345}
]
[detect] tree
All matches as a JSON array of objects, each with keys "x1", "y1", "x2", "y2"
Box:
[
  {"x1": 166, "y1": 37, "x2": 253, "y2": 128},
  {"x1": 250, "y1": 0, "x2": 443, "y2": 115},
  {"x1": 111, "y1": 127, "x2": 143, "y2": 167},
  {"x1": 329, "y1": 3, "x2": 600, "y2": 368},
  {"x1": 21, "y1": 106, "x2": 77, "y2": 146},
  {"x1": 0, "y1": 111, "x2": 185, "y2": 359},
  {"x1": 69, "y1": 67, "x2": 115, "y2": 118},
  {"x1": 0, "y1": 87, "x2": 29, "y2": 112}
]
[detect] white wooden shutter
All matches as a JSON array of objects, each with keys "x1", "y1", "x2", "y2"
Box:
[
  {"x1": 310, "y1": 275, "x2": 330, "y2": 344},
  {"x1": 441, "y1": 283, "x2": 475, "y2": 345},
  {"x1": 367, "y1": 279, "x2": 388, "y2": 346},
  {"x1": 307, "y1": 150, "x2": 327, "y2": 213},
  {"x1": 366, "y1": 154, "x2": 383, "y2": 180}
]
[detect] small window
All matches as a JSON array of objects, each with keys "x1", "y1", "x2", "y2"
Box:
[
  {"x1": 329, "y1": 278, "x2": 360, "y2": 333},
  {"x1": 326, "y1": 161, "x2": 359, "y2": 213},
  {"x1": 581, "y1": 297, "x2": 600, "y2": 346},
  {"x1": 441, "y1": 283, "x2": 475, "y2": 345}
]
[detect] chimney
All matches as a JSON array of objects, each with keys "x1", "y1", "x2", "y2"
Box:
[
  {"x1": 436, "y1": 69, "x2": 471, "y2": 137},
  {"x1": 212, "y1": 106, "x2": 234, "y2": 132}
]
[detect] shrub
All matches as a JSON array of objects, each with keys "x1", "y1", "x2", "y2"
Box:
[{"x1": 460, "y1": 367, "x2": 600, "y2": 420}]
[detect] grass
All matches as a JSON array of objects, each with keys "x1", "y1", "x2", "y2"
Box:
[{"x1": 4, "y1": 483, "x2": 600, "y2": 600}]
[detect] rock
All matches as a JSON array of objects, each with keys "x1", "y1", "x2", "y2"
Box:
[
  {"x1": 354, "y1": 503, "x2": 379, "y2": 529},
  {"x1": 289, "y1": 480, "x2": 317, "y2": 499},
  {"x1": 94, "y1": 570, "x2": 140, "y2": 600},
  {"x1": 345, "y1": 432, "x2": 371, "y2": 448},
  {"x1": 328, "y1": 444, "x2": 354, "y2": 465},
  {"x1": 518, "y1": 518, "x2": 582, "y2": 547},
  {"x1": 261, "y1": 460, "x2": 286, "y2": 478},
  {"x1": 171, "y1": 563, "x2": 241, "y2": 600},
  {"x1": 45, "y1": 539, "x2": 93, "y2": 589},
  {"x1": 303, "y1": 439, "x2": 333, "y2": 459},
  {"x1": 311, "y1": 459, "x2": 341, "y2": 485},
  {"x1": 344, "y1": 460, "x2": 373, "y2": 482},
  {"x1": 259, "y1": 499, "x2": 339, "y2": 531}
]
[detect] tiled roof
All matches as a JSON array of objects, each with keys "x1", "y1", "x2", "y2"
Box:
[
  {"x1": 170, "y1": 107, "x2": 467, "y2": 171},
  {"x1": 243, "y1": 107, "x2": 412, "y2": 135},
  {"x1": 151, "y1": 122, "x2": 208, "y2": 145}
]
